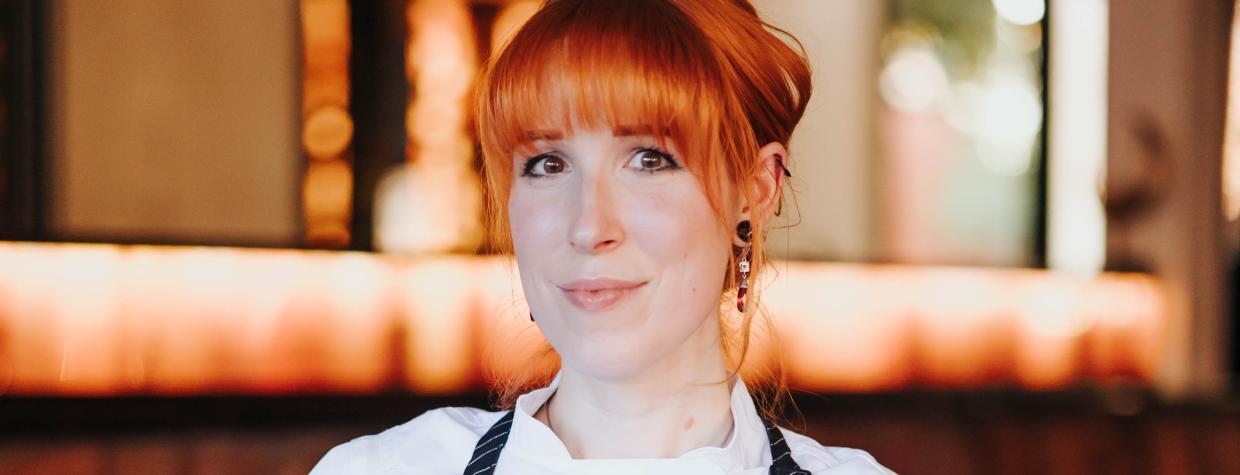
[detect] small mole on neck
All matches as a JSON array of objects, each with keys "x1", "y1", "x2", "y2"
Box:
[{"x1": 683, "y1": 416, "x2": 694, "y2": 430}]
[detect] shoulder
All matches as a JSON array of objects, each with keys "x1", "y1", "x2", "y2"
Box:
[
  {"x1": 780, "y1": 427, "x2": 895, "y2": 475},
  {"x1": 310, "y1": 406, "x2": 507, "y2": 475}
]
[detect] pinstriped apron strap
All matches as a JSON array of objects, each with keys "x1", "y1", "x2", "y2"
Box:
[
  {"x1": 461, "y1": 411, "x2": 514, "y2": 475},
  {"x1": 460, "y1": 410, "x2": 810, "y2": 474},
  {"x1": 761, "y1": 416, "x2": 812, "y2": 475}
]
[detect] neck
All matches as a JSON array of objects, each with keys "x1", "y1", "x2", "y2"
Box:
[{"x1": 535, "y1": 316, "x2": 735, "y2": 459}]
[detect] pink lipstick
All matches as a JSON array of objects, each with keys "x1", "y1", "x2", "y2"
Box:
[{"x1": 557, "y1": 278, "x2": 647, "y2": 312}]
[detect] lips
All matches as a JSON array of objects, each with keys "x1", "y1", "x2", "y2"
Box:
[{"x1": 557, "y1": 278, "x2": 647, "y2": 312}]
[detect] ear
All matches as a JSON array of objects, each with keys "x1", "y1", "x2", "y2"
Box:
[{"x1": 732, "y1": 141, "x2": 788, "y2": 247}]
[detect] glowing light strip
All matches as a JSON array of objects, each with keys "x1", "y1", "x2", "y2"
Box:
[
  {"x1": 0, "y1": 242, "x2": 1165, "y2": 395},
  {"x1": 1224, "y1": 3, "x2": 1240, "y2": 223},
  {"x1": 300, "y1": 0, "x2": 354, "y2": 248},
  {"x1": 1047, "y1": 0, "x2": 1108, "y2": 275}
]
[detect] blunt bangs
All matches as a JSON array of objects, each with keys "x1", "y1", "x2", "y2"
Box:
[{"x1": 478, "y1": 0, "x2": 728, "y2": 181}]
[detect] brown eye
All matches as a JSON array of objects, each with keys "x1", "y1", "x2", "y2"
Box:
[
  {"x1": 522, "y1": 154, "x2": 569, "y2": 177},
  {"x1": 541, "y1": 156, "x2": 566, "y2": 174},
  {"x1": 640, "y1": 153, "x2": 662, "y2": 169},
  {"x1": 628, "y1": 148, "x2": 680, "y2": 173}
]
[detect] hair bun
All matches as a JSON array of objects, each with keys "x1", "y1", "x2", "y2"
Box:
[{"x1": 727, "y1": 0, "x2": 759, "y2": 16}]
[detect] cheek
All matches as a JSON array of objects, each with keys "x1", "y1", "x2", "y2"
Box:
[
  {"x1": 507, "y1": 189, "x2": 562, "y2": 254},
  {"x1": 628, "y1": 182, "x2": 725, "y2": 263},
  {"x1": 624, "y1": 180, "x2": 730, "y2": 306},
  {"x1": 506, "y1": 190, "x2": 564, "y2": 316}
]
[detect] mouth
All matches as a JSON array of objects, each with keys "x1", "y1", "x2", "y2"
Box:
[{"x1": 556, "y1": 278, "x2": 648, "y2": 312}]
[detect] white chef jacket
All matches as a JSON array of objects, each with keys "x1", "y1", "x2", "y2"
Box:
[{"x1": 311, "y1": 372, "x2": 894, "y2": 474}]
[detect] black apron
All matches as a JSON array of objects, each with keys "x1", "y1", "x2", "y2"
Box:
[{"x1": 461, "y1": 410, "x2": 811, "y2": 475}]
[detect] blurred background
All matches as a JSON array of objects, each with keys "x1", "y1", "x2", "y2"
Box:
[{"x1": 0, "y1": 0, "x2": 1236, "y2": 473}]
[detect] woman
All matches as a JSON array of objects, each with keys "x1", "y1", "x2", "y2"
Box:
[{"x1": 313, "y1": 0, "x2": 892, "y2": 473}]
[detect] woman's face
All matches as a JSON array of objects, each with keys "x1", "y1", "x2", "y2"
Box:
[{"x1": 508, "y1": 128, "x2": 734, "y2": 380}]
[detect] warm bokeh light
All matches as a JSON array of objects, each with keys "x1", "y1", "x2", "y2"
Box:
[
  {"x1": 766, "y1": 265, "x2": 912, "y2": 392},
  {"x1": 0, "y1": 242, "x2": 1167, "y2": 396},
  {"x1": 300, "y1": 0, "x2": 354, "y2": 248},
  {"x1": 304, "y1": 222, "x2": 351, "y2": 249},
  {"x1": 397, "y1": 258, "x2": 476, "y2": 394},
  {"x1": 1225, "y1": 5, "x2": 1240, "y2": 222},
  {"x1": 378, "y1": 0, "x2": 483, "y2": 254},
  {"x1": 302, "y1": 160, "x2": 354, "y2": 222},
  {"x1": 911, "y1": 269, "x2": 1014, "y2": 387},
  {"x1": 303, "y1": 105, "x2": 355, "y2": 160},
  {"x1": 491, "y1": 1, "x2": 541, "y2": 55}
]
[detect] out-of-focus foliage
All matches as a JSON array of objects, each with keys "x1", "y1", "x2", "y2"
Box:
[{"x1": 889, "y1": 0, "x2": 996, "y2": 72}]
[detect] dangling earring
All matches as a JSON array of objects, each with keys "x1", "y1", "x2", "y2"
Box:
[
  {"x1": 530, "y1": 312, "x2": 535, "y2": 322},
  {"x1": 736, "y1": 220, "x2": 752, "y2": 313},
  {"x1": 737, "y1": 248, "x2": 751, "y2": 313}
]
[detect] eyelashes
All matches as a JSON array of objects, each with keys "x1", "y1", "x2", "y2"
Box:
[
  {"x1": 518, "y1": 153, "x2": 562, "y2": 177},
  {"x1": 521, "y1": 152, "x2": 566, "y2": 177},
  {"x1": 628, "y1": 147, "x2": 681, "y2": 174},
  {"x1": 519, "y1": 146, "x2": 681, "y2": 178}
]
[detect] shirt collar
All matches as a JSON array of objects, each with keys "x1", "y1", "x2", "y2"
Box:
[{"x1": 505, "y1": 371, "x2": 769, "y2": 471}]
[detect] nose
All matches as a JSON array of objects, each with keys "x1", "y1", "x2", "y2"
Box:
[{"x1": 568, "y1": 171, "x2": 624, "y2": 254}]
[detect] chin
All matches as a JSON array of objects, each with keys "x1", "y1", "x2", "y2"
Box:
[{"x1": 538, "y1": 298, "x2": 720, "y2": 382}]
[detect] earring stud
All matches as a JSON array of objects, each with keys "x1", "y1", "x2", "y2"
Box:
[
  {"x1": 775, "y1": 156, "x2": 792, "y2": 178},
  {"x1": 736, "y1": 220, "x2": 752, "y2": 313},
  {"x1": 737, "y1": 220, "x2": 752, "y2": 243}
]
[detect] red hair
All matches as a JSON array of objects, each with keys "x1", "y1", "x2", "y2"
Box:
[{"x1": 475, "y1": 0, "x2": 812, "y2": 417}]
